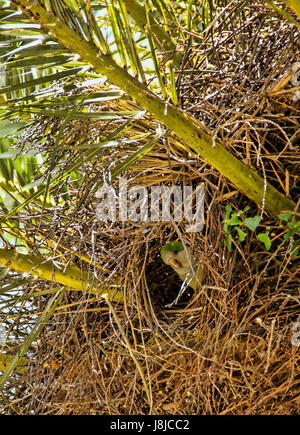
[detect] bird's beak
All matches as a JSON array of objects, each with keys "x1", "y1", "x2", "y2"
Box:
[{"x1": 169, "y1": 258, "x2": 181, "y2": 268}]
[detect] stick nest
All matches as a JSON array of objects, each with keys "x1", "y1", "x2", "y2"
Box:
[{"x1": 1, "y1": 2, "x2": 299, "y2": 415}]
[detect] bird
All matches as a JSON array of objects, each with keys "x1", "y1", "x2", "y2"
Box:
[{"x1": 160, "y1": 241, "x2": 203, "y2": 291}]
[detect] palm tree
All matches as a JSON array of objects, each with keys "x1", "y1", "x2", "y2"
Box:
[{"x1": 0, "y1": 0, "x2": 299, "y2": 414}]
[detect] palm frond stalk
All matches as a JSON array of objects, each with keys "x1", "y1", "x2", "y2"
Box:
[{"x1": 0, "y1": 248, "x2": 122, "y2": 301}]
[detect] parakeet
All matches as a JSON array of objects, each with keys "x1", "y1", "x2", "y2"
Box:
[{"x1": 160, "y1": 241, "x2": 203, "y2": 290}]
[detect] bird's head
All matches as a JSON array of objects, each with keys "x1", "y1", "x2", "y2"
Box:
[
  {"x1": 160, "y1": 241, "x2": 203, "y2": 290},
  {"x1": 160, "y1": 241, "x2": 192, "y2": 277}
]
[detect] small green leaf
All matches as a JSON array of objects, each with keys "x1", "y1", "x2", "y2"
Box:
[
  {"x1": 223, "y1": 204, "x2": 232, "y2": 234},
  {"x1": 228, "y1": 214, "x2": 243, "y2": 226},
  {"x1": 244, "y1": 216, "x2": 261, "y2": 231},
  {"x1": 225, "y1": 204, "x2": 232, "y2": 217},
  {"x1": 235, "y1": 227, "x2": 247, "y2": 242},
  {"x1": 256, "y1": 232, "x2": 271, "y2": 250},
  {"x1": 284, "y1": 230, "x2": 294, "y2": 241},
  {"x1": 284, "y1": 221, "x2": 300, "y2": 240},
  {"x1": 287, "y1": 221, "x2": 300, "y2": 229},
  {"x1": 225, "y1": 234, "x2": 232, "y2": 251},
  {"x1": 278, "y1": 211, "x2": 292, "y2": 222}
]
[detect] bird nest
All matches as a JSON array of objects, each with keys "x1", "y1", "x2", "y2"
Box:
[{"x1": 1, "y1": 2, "x2": 299, "y2": 415}]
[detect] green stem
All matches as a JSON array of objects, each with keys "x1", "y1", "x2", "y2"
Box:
[
  {"x1": 0, "y1": 248, "x2": 122, "y2": 302},
  {"x1": 0, "y1": 353, "x2": 28, "y2": 374}
]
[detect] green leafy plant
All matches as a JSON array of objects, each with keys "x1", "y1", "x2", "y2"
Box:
[
  {"x1": 223, "y1": 204, "x2": 272, "y2": 251},
  {"x1": 278, "y1": 211, "x2": 300, "y2": 257}
]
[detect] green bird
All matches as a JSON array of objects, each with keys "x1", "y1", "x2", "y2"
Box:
[{"x1": 160, "y1": 241, "x2": 203, "y2": 291}]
